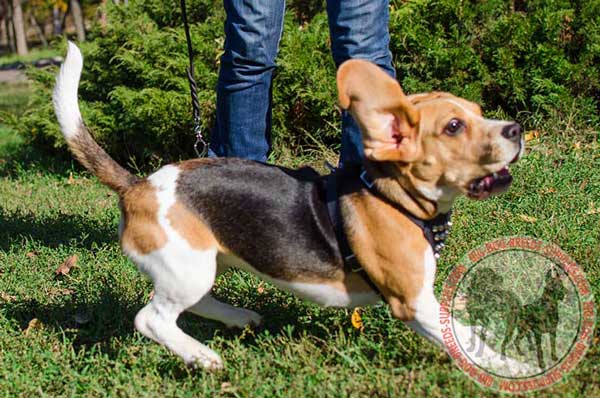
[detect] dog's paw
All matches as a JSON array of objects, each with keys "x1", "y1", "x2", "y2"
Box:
[
  {"x1": 480, "y1": 353, "x2": 540, "y2": 377},
  {"x1": 184, "y1": 347, "x2": 224, "y2": 371},
  {"x1": 224, "y1": 308, "x2": 263, "y2": 329},
  {"x1": 502, "y1": 357, "x2": 541, "y2": 376}
]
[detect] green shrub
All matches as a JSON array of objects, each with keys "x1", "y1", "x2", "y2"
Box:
[{"x1": 10, "y1": 0, "x2": 600, "y2": 168}]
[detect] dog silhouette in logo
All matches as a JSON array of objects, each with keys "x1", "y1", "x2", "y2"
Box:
[
  {"x1": 463, "y1": 267, "x2": 521, "y2": 357},
  {"x1": 502, "y1": 267, "x2": 567, "y2": 369}
]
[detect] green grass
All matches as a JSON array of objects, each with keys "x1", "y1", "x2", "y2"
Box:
[
  {"x1": 0, "y1": 82, "x2": 33, "y2": 118},
  {"x1": 0, "y1": 47, "x2": 61, "y2": 67},
  {"x1": 0, "y1": 85, "x2": 598, "y2": 397}
]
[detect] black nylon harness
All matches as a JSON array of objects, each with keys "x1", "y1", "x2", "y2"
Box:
[{"x1": 324, "y1": 165, "x2": 452, "y2": 297}]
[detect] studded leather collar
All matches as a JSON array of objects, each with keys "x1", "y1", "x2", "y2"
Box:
[{"x1": 357, "y1": 168, "x2": 452, "y2": 259}]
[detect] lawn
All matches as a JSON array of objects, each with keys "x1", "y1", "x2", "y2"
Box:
[
  {"x1": 0, "y1": 47, "x2": 61, "y2": 68},
  {"x1": 0, "y1": 82, "x2": 598, "y2": 397}
]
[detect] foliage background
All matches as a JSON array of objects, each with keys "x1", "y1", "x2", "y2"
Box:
[{"x1": 7, "y1": 0, "x2": 600, "y2": 167}]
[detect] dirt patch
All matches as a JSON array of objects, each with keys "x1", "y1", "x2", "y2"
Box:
[{"x1": 0, "y1": 70, "x2": 25, "y2": 83}]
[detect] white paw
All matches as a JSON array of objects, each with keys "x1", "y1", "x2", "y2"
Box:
[
  {"x1": 223, "y1": 309, "x2": 263, "y2": 329},
  {"x1": 478, "y1": 351, "x2": 539, "y2": 377},
  {"x1": 502, "y1": 357, "x2": 540, "y2": 376},
  {"x1": 184, "y1": 346, "x2": 224, "y2": 370}
]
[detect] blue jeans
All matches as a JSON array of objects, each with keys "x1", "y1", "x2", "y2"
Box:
[{"x1": 209, "y1": 0, "x2": 395, "y2": 165}]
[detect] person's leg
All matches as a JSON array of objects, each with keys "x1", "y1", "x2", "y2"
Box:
[
  {"x1": 209, "y1": 0, "x2": 286, "y2": 162},
  {"x1": 327, "y1": 0, "x2": 395, "y2": 166}
]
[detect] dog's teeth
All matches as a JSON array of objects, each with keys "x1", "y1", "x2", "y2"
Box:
[{"x1": 492, "y1": 172, "x2": 498, "y2": 179}]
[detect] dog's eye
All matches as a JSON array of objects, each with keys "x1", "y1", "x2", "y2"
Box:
[{"x1": 445, "y1": 119, "x2": 464, "y2": 136}]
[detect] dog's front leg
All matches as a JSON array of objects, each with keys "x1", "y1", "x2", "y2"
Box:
[{"x1": 398, "y1": 248, "x2": 534, "y2": 375}]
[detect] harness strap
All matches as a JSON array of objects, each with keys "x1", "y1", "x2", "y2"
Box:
[
  {"x1": 325, "y1": 168, "x2": 383, "y2": 297},
  {"x1": 324, "y1": 166, "x2": 453, "y2": 298}
]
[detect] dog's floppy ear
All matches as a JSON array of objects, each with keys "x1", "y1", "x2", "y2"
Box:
[{"x1": 337, "y1": 59, "x2": 421, "y2": 162}]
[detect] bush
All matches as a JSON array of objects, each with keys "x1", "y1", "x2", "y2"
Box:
[{"x1": 11, "y1": 0, "x2": 600, "y2": 168}]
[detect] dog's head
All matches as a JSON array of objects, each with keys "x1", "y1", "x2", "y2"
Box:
[{"x1": 337, "y1": 60, "x2": 523, "y2": 208}]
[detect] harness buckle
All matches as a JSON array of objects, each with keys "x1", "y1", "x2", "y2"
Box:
[{"x1": 360, "y1": 169, "x2": 375, "y2": 189}]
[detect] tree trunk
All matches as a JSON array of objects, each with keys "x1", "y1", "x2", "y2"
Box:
[
  {"x1": 52, "y1": 5, "x2": 62, "y2": 36},
  {"x1": 11, "y1": 0, "x2": 26, "y2": 55},
  {"x1": 0, "y1": 17, "x2": 7, "y2": 48},
  {"x1": 6, "y1": 14, "x2": 15, "y2": 53},
  {"x1": 69, "y1": 0, "x2": 85, "y2": 42},
  {"x1": 0, "y1": 1, "x2": 6, "y2": 48},
  {"x1": 98, "y1": 0, "x2": 107, "y2": 30},
  {"x1": 29, "y1": 13, "x2": 47, "y2": 47}
]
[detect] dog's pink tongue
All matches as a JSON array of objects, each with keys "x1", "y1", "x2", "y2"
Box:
[{"x1": 482, "y1": 174, "x2": 495, "y2": 189}]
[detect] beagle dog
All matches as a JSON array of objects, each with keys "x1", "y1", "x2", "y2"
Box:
[{"x1": 53, "y1": 43, "x2": 526, "y2": 372}]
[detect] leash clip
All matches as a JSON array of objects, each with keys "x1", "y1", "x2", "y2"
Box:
[{"x1": 193, "y1": 123, "x2": 208, "y2": 158}]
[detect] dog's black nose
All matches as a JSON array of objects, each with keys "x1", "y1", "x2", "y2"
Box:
[{"x1": 501, "y1": 123, "x2": 521, "y2": 141}]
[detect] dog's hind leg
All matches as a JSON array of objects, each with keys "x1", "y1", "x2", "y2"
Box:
[
  {"x1": 186, "y1": 294, "x2": 262, "y2": 328},
  {"x1": 131, "y1": 245, "x2": 223, "y2": 369}
]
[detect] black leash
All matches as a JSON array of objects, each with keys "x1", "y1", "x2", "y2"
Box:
[{"x1": 180, "y1": 0, "x2": 207, "y2": 157}]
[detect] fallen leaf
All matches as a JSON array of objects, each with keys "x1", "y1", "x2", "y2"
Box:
[
  {"x1": 55, "y1": 255, "x2": 78, "y2": 276},
  {"x1": 587, "y1": 202, "x2": 600, "y2": 215},
  {"x1": 573, "y1": 142, "x2": 581, "y2": 150},
  {"x1": 351, "y1": 308, "x2": 364, "y2": 331},
  {"x1": 67, "y1": 172, "x2": 75, "y2": 185},
  {"x1": 453, "y1": 293, "x2": 467, "y2": 311},
  {"x1": 539, "y1": 187, "x2": 556, "y2": 194},
  {"x1": 580, "y1": 179, "x2": 588, "y2": 190},
  {"x1": 24, "y1": 318, "x2": 43, "y2": 336},
  {"x1": 518, "y1": 214, "x2": 537, "y2": 223},
  {"x1": 148, "y1": 289, "x2": 155, "y2": 300},
  {"x1": 257, "y1": 283, "x2": 265, "y2": 294},
  {"x1": 26, "y1": 251, "x2": 38, "y2": 259},
  {"x1": 0, "y1": 292, "x2": 16, "y2": 302},
  {"x1": 524, "y1": 130, "x2": 540, "y2": 142}
]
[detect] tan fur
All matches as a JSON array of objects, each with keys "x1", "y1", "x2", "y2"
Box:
[
  {"x1": 337, "y1": 61, "x2": 521, "y2": 218},
  {"x1": 411, "y1": 96, "x2": 514, "y2": 196},
  {"x1": 341, "y1": 192, "x2": 429, "y2": 321},
  {"x1": 120, "y1": 180, "x2": 167, "y2": 254},
  {"x1": 67, "y1": 125, "x2": 138, "y2": 194},
  {"x1": 166, "y1": 202, "x2": 221, "y2": 250},
  {"x1": 177, "y1": 158, "x2": 217, "y2": 171},
  {"x1": 337, "y1": 60, "x2": 421, "y2": 162}
]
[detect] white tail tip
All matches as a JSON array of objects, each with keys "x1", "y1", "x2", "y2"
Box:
[{"x1": 53, "y1": 41, "x2": 84, "y2": 139}]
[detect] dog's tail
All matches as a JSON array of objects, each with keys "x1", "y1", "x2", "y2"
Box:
[{"x1": 53, "y1": 42, "x2": 138, "y2": 195}]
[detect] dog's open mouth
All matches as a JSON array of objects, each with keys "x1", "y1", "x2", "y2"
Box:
[{"x1": 467, "y1": 166, "x2": 513, "y2": 200}]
